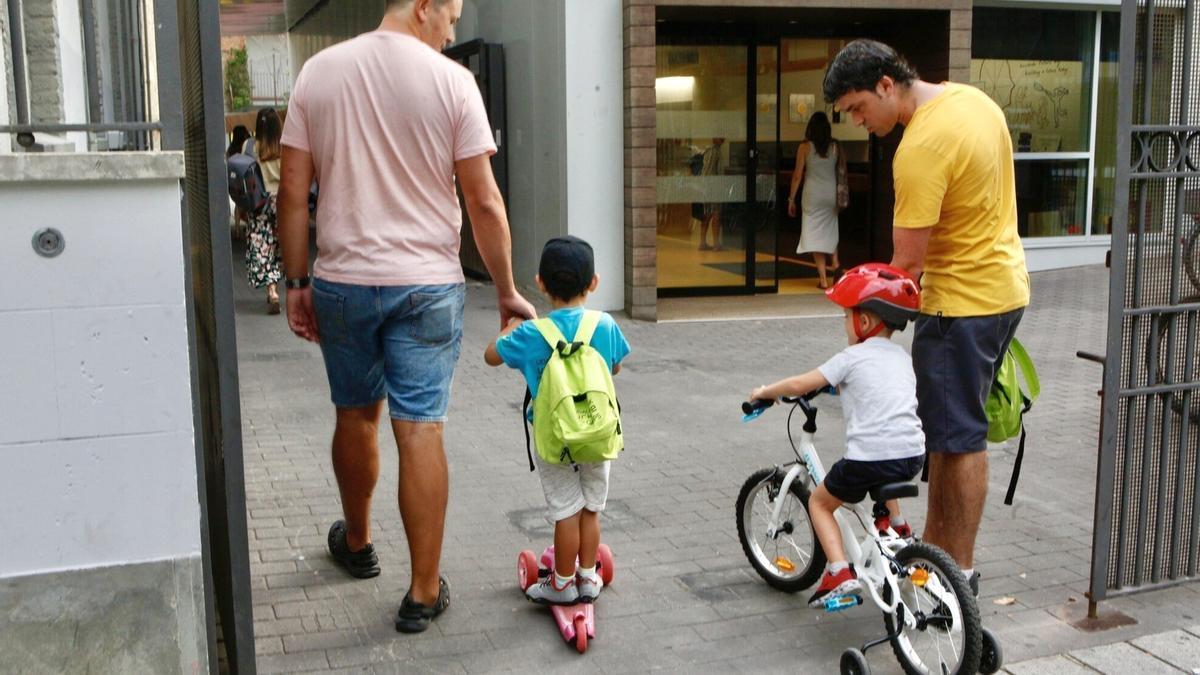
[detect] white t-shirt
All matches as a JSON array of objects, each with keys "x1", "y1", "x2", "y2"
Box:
[
  {"x1": 281, "y1": 31, "x2": 497, "y2": 286},
  {"x1": 817, "y1": 337, "x2": 925, "y2": 462}
]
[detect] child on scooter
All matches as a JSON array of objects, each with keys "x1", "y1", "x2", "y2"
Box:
[
  {"x1": 748, "y1": 263, "x2": 925, "y2": 608},
  {"x1": 485, "y1": 236, "x2": 630, "y2": 605}
]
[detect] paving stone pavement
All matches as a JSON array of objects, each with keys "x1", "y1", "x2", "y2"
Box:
[
  {"x1": 1004, "y1": 625, "x2": 1200, "y2": 673},
  {"x1": 233, "y1": 263, "x2": 1200, "y2": 673}
]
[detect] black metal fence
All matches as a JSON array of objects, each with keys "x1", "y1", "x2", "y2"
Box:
[
  {"x1": 1, "y1": 0, "x2": 179, "y2": 150},
  {"x1": 1092, "y1": 0, "x2": 1200, "y2": 609}
]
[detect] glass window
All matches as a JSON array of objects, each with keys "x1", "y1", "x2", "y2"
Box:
[
  {"x1": 1016, "y1": 160, "x2": 1089, "y2": 237},
  {"x1": 971, "y1": 8, "x2": 1096, "y2": 153}
]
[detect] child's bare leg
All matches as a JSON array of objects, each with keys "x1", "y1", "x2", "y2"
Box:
[
  {"x1": 809, "y1": 484, "x2": 847, "y2": 563},
  {"x1": 578, "y1": 509, "x2": 600, "y2": 569},
  {"x1": 886, "y1": 499, "x2": 901, "y2": 521},
  {"x1": 554, "y1": 512, "x2": 581, "y2": 578}
]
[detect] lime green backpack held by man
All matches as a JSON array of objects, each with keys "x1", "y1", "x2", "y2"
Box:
[
  {"x1": 985, "y1": 337, "x2": 1040, "y2": 505},
  {"x1": 521, "y1": 311, "x2": 623, "y2": 470}
]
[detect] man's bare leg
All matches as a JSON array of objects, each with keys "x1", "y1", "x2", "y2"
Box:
[
  {"x1": 922, "y1": 451, "x2": 989, "y2": 569},
  {"x1": 392, "y1": 419, "x2": 449, "y2": 605},
  {"x1": 332, "y1": 402, "x2": 384, "y2": 551}
]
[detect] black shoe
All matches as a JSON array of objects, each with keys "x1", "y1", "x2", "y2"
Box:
[
  {"x1": 395, "y1": 576, "x2": 450, "y2": 633},
  {"x1": 327, "y1": 520, "x2": 380, "y2": 579}
]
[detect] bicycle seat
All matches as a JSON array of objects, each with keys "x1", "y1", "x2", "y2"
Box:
[{"x1": 869, "y1": 482, "x2": 919, "y2": 502}]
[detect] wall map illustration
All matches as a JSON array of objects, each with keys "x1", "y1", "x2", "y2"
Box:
[{"x1": 971, "y1": 59, "x2": 1086, "y2": 152}]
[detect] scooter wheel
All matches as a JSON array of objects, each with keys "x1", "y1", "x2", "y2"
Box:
[
  {"x1": 980, "y1": 627, "x2": 1003, "y2": 674},
  {"x1": 574, "y1": 616, "x2": 588, "y2": 653},
  {"x1": 598, "y1": 544, "x2": 615, "y2": 585},
  {"x1": 839, "y1": 647, "x2": 870, "y2": 675},
  {"x1": 517, "y1": 550, "x2": 539, "y2": 591}
]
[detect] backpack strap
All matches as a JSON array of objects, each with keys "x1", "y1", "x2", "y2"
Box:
[
  {"x1": 572, "y1": 311, "x2": 602, "y2": 346},
  {"x1": 1003, "y1": 337, "x2": 1038, "y2": 505},
  {"x1": 521, "y1": 387, "x2": 535, "y2": 472},
  {"x1": 1008, "y1": 337, "x2": 1040, "y2": 406}
]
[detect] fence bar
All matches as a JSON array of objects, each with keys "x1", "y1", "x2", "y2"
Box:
[
  {"x1": 1124, "y1": 301, "x2": 1200, "y2": 316},
  {"x1": 1185, "y1": 310, "x2": 1200, "y2": 577},
  {"x1": 80, "y1": 0, "x2": 102, "y2": 126},
  {"x1": 0, "y1": 123, "x2": 162, "y2": 133},
  {"x1": 7, "y1": 0, "x2": 29, "y2": 125},
  {"x1": 1091, "y1": 0, "x2": 1141, "y2": 610},
  {"x1": 153, "y1": 0, "x2": 183, "y2": 151},
  {"x1": 1168, "y1": 312, "x2": 1196, "y2": 577}
]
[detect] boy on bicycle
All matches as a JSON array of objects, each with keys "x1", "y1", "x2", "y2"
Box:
[
  {"x1": 749, "y1": 263, "x2": 925, "y2": 607},
  {"x1": 485, "y1": 236, "x2": 631, "y2": 605}
]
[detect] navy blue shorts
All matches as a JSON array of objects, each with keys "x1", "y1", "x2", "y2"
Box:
[
  {"x1": 912, "y1": 308, "x2": 1024, "y2": 454},
  {"x1": 822, "y1": 455, "x2": 925, "y2": 504}
]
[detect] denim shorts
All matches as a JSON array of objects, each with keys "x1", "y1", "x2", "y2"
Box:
[
  {"x1": 311, "y1": 279, "x2": 465, "y2": 422},
  {"x1": 912, "y1": 307, "x2": 1024, "y2": 454}
]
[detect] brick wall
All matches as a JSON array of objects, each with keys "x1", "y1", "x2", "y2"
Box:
[{"x1": 23, "y1": 0, "x2": 64, "y2": 123}]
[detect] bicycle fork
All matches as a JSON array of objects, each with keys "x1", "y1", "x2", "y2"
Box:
[{"x1": 764, "y1": 463, "x2": 807, "y2": 539}]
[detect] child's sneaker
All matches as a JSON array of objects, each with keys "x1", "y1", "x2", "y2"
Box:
[
  {"x1": 807, "y1": 565, "x2": 861, "y2": 608},
  {"x1": 892, "y1": 521, "x2": 913, "y2": 539},
  {"x1": 576, "y1": 570, "x2": 603, "y2": 603},
  {"x1": 526, "y1": 573, "x2": 579, "y2": 605}
]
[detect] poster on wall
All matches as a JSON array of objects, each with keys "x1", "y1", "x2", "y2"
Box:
[
  {"x1": 971, "y1": 59, "x2": 1084, "y2": 152},
  {"x1": 788, "y1": 93, "x2": 815, "y2": 124}
]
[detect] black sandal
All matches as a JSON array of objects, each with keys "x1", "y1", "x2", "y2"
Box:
[
  {"x1": 327, "y1": 520, "x2": 380, "y2": 579},
  {"x1": 395, "y1": 576, "x2": 450, "y2": 633}
]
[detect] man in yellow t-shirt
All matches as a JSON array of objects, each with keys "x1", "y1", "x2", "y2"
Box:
[{"x1": 823, "y1": 39, "x2": 1030, "y2": 592}]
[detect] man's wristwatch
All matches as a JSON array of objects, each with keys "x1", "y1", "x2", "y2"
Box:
[{"x1": 284, "y1": 276, "x2": 311, "y2": 290}]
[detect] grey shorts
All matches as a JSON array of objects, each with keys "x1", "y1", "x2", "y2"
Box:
[
  {"x1": 912, "y1": 308, "x2": 1024, "y2": 454},
  {"x1": 535, "y1": 455, "x2": 610, "y2": 524}
]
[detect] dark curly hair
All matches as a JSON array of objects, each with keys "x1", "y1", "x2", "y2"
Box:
[{"x1": 823, "y1": 39, "x2": 919, "y2": 103}]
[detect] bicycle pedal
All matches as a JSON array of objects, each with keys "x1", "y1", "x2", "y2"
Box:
[{"x1": 823, "y1": 594, "x2": 864, "y2": 613}]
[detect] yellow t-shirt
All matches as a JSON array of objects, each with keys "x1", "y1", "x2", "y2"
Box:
[{"x1": 893, "y1": 82, "x2": 1030, "y2": 317}]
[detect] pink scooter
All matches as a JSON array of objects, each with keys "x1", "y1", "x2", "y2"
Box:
[{"x1": 516, "y1": 544, "x2": 615, "y2": 653}]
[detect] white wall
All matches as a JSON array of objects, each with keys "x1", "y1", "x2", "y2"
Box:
[
  {"x1": 462, "y1": 0, "x2": 570, "y2": 296},
  {"x1": 246, "y1": 34, "x2": 292, "y2": 105},
  {"x1": 1025, "y1": 239, "x2": 1109, "y2": 272},
  {"x1": 0, "y1": 171, "x2": 200, "y2": 577},
  {"x1": 563, "y1": 0, "x2": 624, "y2": 310}
]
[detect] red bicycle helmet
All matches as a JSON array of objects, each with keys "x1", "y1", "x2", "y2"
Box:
[{"x1": 825, "y1": 263, "x2": 921, "y2": 341}]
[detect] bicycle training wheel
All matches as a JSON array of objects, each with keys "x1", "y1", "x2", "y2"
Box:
[
  {"x1": 736, "y1": 468, "x2": 825, "y2": 592},
  {"x1": 882, "y1": 542, "x2": 982, "y2": 675}
]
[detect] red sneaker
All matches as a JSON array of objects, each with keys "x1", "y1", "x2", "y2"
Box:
[
  {"x1": 892, "y1": 521, "x2": 913, "y2": 539},
  {"x1": 807, "y1": 565, "x2": 861, "y2": 608}
]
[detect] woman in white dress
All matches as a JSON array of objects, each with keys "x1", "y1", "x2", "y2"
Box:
[{"x1": 787, "y1": 112, "x2": 844, "y2": 289}]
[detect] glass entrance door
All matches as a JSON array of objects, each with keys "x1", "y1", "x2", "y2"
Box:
[{"x1": 656, "y1": 44, "x2": 750, "y2": 293}]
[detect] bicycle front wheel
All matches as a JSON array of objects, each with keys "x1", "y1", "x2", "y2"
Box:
[
  {"x1": 736, "y1": 467, "x2": 824, "y2": 592},
  {"x1": 883, "y1": 542, "x2": 982, "y2": 675}
]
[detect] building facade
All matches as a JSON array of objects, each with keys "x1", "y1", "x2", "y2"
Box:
[{"x1": 281, "y1": 0, "x2": 1121, "y2": 321}]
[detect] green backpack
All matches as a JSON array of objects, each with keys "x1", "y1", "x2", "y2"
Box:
[
  {"x1": 985, "y1": 337, "x2": 1040, "y2": 505},
  {"x1": 520, "y1": 311, "x2": 623, "y2": 470}
]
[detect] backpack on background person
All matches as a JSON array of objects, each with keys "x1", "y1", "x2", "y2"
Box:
[{"x1": 227, "y1": 153, "x2": 270, "y2": 215}]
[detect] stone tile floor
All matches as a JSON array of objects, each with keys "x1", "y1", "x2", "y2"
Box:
[{"x1": 233, "y1": 263, "x2": 1200, "y2": 673}]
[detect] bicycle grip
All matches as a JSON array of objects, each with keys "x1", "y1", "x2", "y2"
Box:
[{"x1": 741, "y1": 399, "x2": 775, "y2": 415}]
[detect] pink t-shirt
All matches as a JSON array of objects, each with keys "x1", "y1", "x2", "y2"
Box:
[{"x1": 281, "y1": 31, "x2": 497, "y2": 286}]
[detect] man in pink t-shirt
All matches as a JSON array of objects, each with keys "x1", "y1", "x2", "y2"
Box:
[{"x1": 276, "y1": 0, "x2": 535, "y2": 634}]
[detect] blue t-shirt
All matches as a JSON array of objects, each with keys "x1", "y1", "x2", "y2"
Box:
[{"x1": 496, "y1": 307, "x2": 631, "y2": 400}]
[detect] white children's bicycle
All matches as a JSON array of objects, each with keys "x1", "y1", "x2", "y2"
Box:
[{"x1": 737, "y1": 389, "x2": 1001, "y2": 675}]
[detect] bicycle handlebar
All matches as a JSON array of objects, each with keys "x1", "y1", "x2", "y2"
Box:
[{"x1": 741, "y1": 386, "x2": 835, "y2": 415}]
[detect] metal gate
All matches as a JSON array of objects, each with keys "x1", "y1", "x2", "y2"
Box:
[
  {"x1": 1091, "y1": 0, "x2": 1200, "y2": 610},
  {"x1": 178, "y1": 0, "x2": 256, "y2": 671}
]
